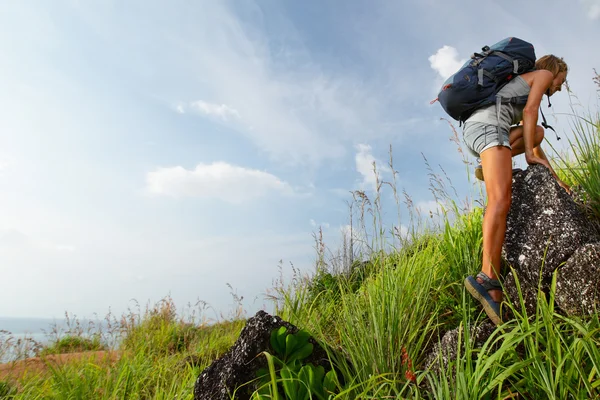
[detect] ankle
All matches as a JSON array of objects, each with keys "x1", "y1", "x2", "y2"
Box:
[
  {"x1": 488, "y1": 289, "x2": 503, "y2": 303},
  {"x1": 476, "y1": 276, "x2": 503, "y2": 302}
]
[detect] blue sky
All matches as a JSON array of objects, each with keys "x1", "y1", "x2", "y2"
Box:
[{"x1": 1, "y1": 0, "x2": 599, "y2": 320}]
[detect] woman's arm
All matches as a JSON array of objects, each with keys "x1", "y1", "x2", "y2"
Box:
[
  {"x1": 522, "y1": 70, "x2": 554, "y2": 168},
  {"x1": 522, "y1": 70, "x2": 571, "y2": 192}
]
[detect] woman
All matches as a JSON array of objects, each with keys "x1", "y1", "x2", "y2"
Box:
[{"x1": 463, "y1": 55, "x2": 570, "y2": 325}]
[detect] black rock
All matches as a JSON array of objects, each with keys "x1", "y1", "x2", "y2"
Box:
[
  {"x1": 555, "y1": 242, "x2": 600, "y2": 315},
  {"x1": 503, "y1": 165, "x2": 599, "y2": 287},
  {"x1": 502, "y1": 270, "x2": 540, "y2": 317},
  {"x1": 424, "y1": 321, "x2": 497, "y2": 376},
  {"x1": 193, "y1": 311, "x2": 330, "y2": 400}
]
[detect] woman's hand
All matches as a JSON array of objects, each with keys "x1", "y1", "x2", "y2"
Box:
[
  {"x1": 526, "y1": 154, "x2": 571, "y2": 193},
  {"x1": 557, "y1": 179, "x2": 571, "y2": 194},
  {"x1": 525, "y1": 154, "x2": 551, "y2": 170}
]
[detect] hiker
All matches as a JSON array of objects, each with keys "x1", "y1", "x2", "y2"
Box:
[{"x1": 462, "y1": 54, "x2": 570, "y2": 325}]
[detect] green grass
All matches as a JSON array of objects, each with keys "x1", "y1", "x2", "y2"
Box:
[
  {"x1": 553, "y1": 70, "x2": 600, "y2": 220},
  {"x1": 2, "y1": 76, "x2": 599, "y2": 399},
  {"x1": 1, "y1": 299, "x2": 245, "y2": 400},
  {"x1": 0, "y1": 380, "x2": 17, "y2": 398},
  {"x1": 39, "y1": 335, "x2": 106, "y2": 356}
]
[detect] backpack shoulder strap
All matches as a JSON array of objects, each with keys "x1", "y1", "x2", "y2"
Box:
[
  {"x1": 494, "y1": 95, "x2": 529, "y2": 126},
  {"x1": 489, "y1": 51, "x2": 519, "y2": 74},
  {"x1": 498, "y1": 95, "x2": 562, "y2": 141}
]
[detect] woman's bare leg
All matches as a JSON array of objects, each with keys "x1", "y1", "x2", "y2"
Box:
[
  {"x1": 509, "y1": 125, "x2": 545, "y2": 157},
  {"x1": 508, "y1": 124, "x2": 568, "y2": 190},
  {"x1": 479, "y1": 146, "x2": 513, "y2": 303}
]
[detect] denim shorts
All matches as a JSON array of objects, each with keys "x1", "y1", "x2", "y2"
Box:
[{"x1": 462, "y1": 121, "x2": 511, "y2": 158}]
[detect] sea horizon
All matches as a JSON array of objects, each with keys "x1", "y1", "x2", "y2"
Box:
[{"x1": 0, "y1": 317, "x2": 67, "y2": 334}]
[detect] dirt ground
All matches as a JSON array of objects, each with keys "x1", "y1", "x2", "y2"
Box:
[{"x1": 0, "y1": 351, "x2": 121, "y2": 381}]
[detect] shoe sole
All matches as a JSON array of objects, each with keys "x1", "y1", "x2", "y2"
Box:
[
  {"x1": 464, "y1": 277, "x2": 502, "y2": 326},
  {"x1": 475, "y1": 168, "x2": 484, "y2": 181}
]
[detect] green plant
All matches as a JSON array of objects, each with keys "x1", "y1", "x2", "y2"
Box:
[
  {"x1": 552, "y1": 72, "x2": 600, "y2": 219},
  {"x1": 39, "y1": 335, "x2": 106, "y2": 356},
  {"x1": 0, "y1": 380, "x2": 16, "y2": 399},
  {"x1": 270, "y1": 327, "x2": 314, "y2": 365},
  {"x1": 251, "y1": 327, "x2": 339, "y2": 400}
]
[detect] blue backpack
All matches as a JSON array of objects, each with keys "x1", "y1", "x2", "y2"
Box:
[{"x1": 434, "y1": 37, "x2": 536, "y2": 123}]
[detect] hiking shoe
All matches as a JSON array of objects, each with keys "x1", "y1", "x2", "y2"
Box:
[
  {"x1": 465, "y1": 273, "x2": 502, "y2": 326},
  {"x1": 475, "y1": 164, "x2": 484, "y2": 181},
  {"x1": 474, "y1": 166, "x2": 523, "y2": 182}
]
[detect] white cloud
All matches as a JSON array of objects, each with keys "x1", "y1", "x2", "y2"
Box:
[
  {"x1": 340, "y1": 224, "x2": 352, "y2": 238},
  {"x1": 428, "y1": 45, "x2": 467, "y2": 80},
  {"x1": 153, "y1": 2, "x2": 425, "y2": 166},
  {"x1": 175, "y1": 103, "x2": 186, "y2": 114},
  {"x1": 0, "y1": 229, "x2": 76, "y2": 254},
  {"x1": 339, "y1": 224, "x2": 362, "y2": 243},
  {"x1": 0, "y1": 229, "x2": 30, "y2": 248},
  {"x1": 53, "y1": 245, "x2": 76, "y2": 252},
  {"x1": 146, "y1": 162, "x2": 294, "y2": 203},
  {"x1": 338, "y1": 224, "x2": 368, "y2": 249},
  {"x1": 582, "y1": 0, "x2": 600, "y2": 19},
  {"x1": 416, "y1": 200, "x2": 444, "y2": 217},
  {"x1": 189, "y1": 100, "x2": 241, "y2": 121},
  {"x1": 396, "y1": 224, "x2": 409, "y2": 239},
  {"x1": 0, "y1": 154, "x2": 14, "y2": 174},
  {"x1": 584, "y1": 0, "x2": 600, "y2": 19},
  {"x1": 173, "y1": 100, "x2": 241, "y2": 120},
  {"x1": 355, "y1": 144, "x2": 390, "y2": 191},
  {"x1": 309, "y1": 219, "x2": 329, "y2": 229}
]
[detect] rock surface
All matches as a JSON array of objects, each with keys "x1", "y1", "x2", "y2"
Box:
[
  {"x1": 426, "y1": 164, "x2": 600, "y2": 374},
  {"x1": 503, "y1": 165, "x2": 598, "y2": 285},
  {"x1": 193, "y1": 311, "x2": 330, "y2": 400},
  {"x1": 424, "y1": 321, "x2": 496, "y2": 374},
  {"x1": 555, "y1": 242, "x2": 600, "y2": 315},
  {"x1": 503, "y1": 164, "x2": 600, "y2": 315},
  {"x1": 502, "y1": 270, "x2": 539, "y2": 317}
]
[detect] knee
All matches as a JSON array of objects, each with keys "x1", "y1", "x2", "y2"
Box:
[
  {"x1": 535, "y1": 125, "x2": 545, "y2": 146},
  {"x1": 487, "y1": 193, "x2": 512, "y2": 217}
]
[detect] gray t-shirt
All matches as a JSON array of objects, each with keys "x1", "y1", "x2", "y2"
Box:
[{"x1": 466, "y1": 76, "x2": 531, "y2": 132}]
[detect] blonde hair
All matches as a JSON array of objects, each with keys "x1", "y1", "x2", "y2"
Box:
[{"x1": 535, "y1": 55, "x2": 568, "y2": 77}]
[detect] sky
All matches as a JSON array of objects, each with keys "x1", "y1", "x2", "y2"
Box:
[{"x1": 1, "y1": 0, "x2": 599, "y2": 321}]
